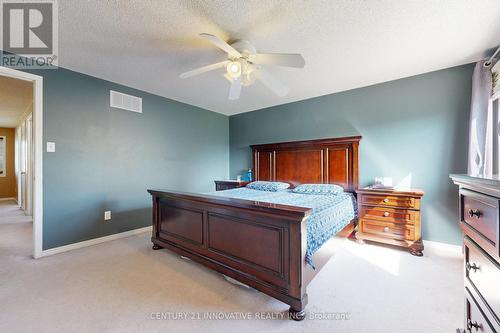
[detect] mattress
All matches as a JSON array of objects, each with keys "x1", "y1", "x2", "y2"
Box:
[{"x1": 210, "y1": 188, "x2": 357, "y2": 268}]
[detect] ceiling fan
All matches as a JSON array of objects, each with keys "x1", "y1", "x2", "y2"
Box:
[{"x1": 180, "y1": 33, "x2": 305, "y2": 100}]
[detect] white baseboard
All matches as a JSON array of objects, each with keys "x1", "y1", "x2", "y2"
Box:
[
  {"x1": 423, "y1": 239, "x2": 462, "y2": 254},
  {"x1": 0, "y1": 197, "x2": 17, "y2": 202},
  {"x1": 40, "y1": 226, "x2": 152, "y2": 257}
]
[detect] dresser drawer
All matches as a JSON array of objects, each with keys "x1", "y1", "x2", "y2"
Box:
[
  {"x1": 460, "y1": 189, "x2": 499, "y2": 256},
  {"x1": 361, "y1": 220, "x2": 415, "y2": 241},
  {"x1": 464, "y1": 237, "x2": 500, "y2": 327},
  {"x1": 465, "y1": 288, "x2": 497, "y2": 333},
  {"x1": 360, "y1": 194, "x2": 419, "y2": 209},
  {"x1": 359, "y1": 206, "x2": 417, "y2": 225}
]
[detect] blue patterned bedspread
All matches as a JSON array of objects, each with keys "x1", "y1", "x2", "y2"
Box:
[{"x1": 209, "y1": 188, "x2": 357, "y2": 268}]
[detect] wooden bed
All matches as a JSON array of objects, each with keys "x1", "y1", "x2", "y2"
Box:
[{"x1": 148, "y1": 136, "x2": 361, "y2": 320}]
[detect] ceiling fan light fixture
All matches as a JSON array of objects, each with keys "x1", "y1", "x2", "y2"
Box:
[
  {"x1": 180, "y1": 33, "x2": 304, "y2": 100},
  {"x1": 226, "y1": 61, "x2": 242, "y2": 79}
]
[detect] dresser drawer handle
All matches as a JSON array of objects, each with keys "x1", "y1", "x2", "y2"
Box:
[
  {"x1": 466, "y1": 262, "x2": 480, "y2": 273},
  {"x1": 383, "y1": 198, "x2": 389, "y2": 203},
  {"x1": 383, "y1": 227, "x2": 389, "y2": 232},
  {"x1": 383, "y1": 211, "x2": 390, "y2": 217},
  {"x1": 467, "y1": 208, "x2": 481, "y2": 219},
  {"x1": 467, "y1": 319, "x2": 482, "y2": 331}
]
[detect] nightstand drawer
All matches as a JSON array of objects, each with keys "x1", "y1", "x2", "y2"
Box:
[
  {"x1": 214, "y1": 180, "x2": 249, "y2": 191},
  {"x1": 359, "y1": 206, "x2": 417, "y2": 225},
  {"x1": 216, "y1": 184, "x2": 236, "y2": 191},
  {"x1": 361, "y1": 220, "x2": 415, "y2": 241},
  {"x1": 360, "y1": 194, "x2": 419, "y2": 209}
]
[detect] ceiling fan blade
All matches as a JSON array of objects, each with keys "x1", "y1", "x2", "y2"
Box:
[
  {"x1": 179, "y1": 60, "x2": 230, "y2": 79},
  {"x1": 228, "y1": 78, "x2": 242, "y2": 100},
  {"x1": 249, "y1": 53, "x2": 305, "y2": 68},
  {"x1": 200, "y1": 33, "x2": 242, "y2": 58},
  {"x1": 258, "y1": 69, "x2": 288, "y2": 97}
]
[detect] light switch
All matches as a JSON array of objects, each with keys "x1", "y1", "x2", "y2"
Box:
[
  {"x1": 46, "y1": 142, "x2": 56, "y2": 153},
  {"x1": 104, "y1": 211, "x2": 112, "y2": 221}
]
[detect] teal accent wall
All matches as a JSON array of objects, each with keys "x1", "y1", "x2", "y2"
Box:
[
  {"x1": 37, "y1": 68, "x2": 228, "y2": 250},
  {"x1": 229, "y1": 64, "x2": 474, "y2": 245}
]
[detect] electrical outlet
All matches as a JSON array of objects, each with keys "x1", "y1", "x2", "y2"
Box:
[{"x1": 104, "y1": 211, "x2": 112, "y2": 221}]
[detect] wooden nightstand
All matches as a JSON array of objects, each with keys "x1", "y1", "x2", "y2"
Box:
[
  {"x1": 214, "y1": 180, "x2": 249, "y2": 191},
  {"x1": 356, "y1": 188, "x2": 425, "y2": 256}
]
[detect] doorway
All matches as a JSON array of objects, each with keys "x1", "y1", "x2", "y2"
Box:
[{"x1": 0, "y1": 67, "x2": 43, "y2": 259}]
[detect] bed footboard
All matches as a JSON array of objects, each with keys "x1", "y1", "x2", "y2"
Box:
[{"x1": 148, "y1": 189, "x2": 312, "y2": 319}]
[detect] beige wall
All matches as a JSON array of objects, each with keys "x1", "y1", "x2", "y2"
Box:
[{"x1": 0, "y1": 127, "x2": 16, "y2": 198}]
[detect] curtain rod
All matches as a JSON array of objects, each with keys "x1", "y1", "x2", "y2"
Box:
[{"x1": 485, "y1": 45, "x2": 500, "y2": 67}]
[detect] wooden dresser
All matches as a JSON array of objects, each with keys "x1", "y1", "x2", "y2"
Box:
[
  {"x1": 451, "y1": 174, "x2": 500, "y2": 333},
  {"x1": 214, "y1": 180, "x2": 249, "y2": 191},
  {"x1": 356, "y1": 188, "x2": 425, "y2": 256}
]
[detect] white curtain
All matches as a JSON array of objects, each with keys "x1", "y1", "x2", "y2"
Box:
[{"x1": 468, "y1": 60, "x2": 499, "y2": 177}]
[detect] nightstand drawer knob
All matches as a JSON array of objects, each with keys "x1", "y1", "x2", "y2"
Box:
[
  {"x1": 383, "y1": 198, "x2": 389, "y2": 203},
  {"x1": 383, "y1": 211, "x2": 390, "y2": 217},
  {"x1": 383, "y1": 227, "x2": 389, "y2": 232}
]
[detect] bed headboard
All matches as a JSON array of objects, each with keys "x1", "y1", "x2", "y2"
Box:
[{"x1": 251, "y1": 136, "x2": 361, "y2": 192}]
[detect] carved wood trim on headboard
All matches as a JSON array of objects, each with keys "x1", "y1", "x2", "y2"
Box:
[{"x1": 251, "y1": 136, "x2": 361, "y2": 192}]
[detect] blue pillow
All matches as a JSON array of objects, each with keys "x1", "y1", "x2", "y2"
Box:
[
  {"x1": 246, "y1": 181, "x2": 290, "y2": 192},
  {"x1": 292, "y1": 183, "x2": 344, "y2": 195}
]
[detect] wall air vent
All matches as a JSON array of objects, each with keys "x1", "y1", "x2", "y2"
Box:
[{"x1": 110, "y1": 90, "x2": 142, "y2": 113}]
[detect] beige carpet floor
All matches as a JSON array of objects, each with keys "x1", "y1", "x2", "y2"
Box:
[{"x1": 0, "y1": 213, "x2": 463, "y2": 333}]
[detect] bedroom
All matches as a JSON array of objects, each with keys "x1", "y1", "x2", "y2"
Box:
[{"x1": 0, "y1": 1, "x2": 499, "y2": 332}]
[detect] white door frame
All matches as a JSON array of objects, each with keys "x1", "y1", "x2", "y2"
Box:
[
  {"x1": 0, "y1": 66, "x2": 43, "y2": 259},
  {"x1": 26, "y1": 113, "x2": 33, "y2": 216}
]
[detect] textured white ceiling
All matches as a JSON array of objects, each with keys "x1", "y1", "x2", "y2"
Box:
[
  {"x1": 0, "y1": 76, "x2": 32, "y2": 128},
  {"x1": 58, "y1": 0, "x2": 500, "y2": 115}
]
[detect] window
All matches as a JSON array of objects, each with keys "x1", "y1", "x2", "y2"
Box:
[{"x1": 0, "y1": 136, "x2": 5, "y2": 177}]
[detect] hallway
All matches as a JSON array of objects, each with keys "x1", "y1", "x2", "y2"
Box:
[{"x1": 0, "y1": 199, "x2": 31, "y2": 224}]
